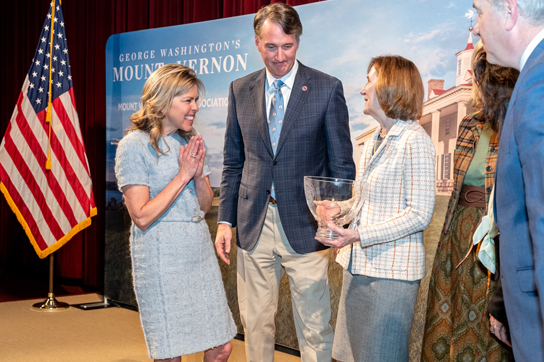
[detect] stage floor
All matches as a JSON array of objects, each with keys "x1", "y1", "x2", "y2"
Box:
[{"x1": 0, "y1": 293, "x2": 300, "y2": 362}]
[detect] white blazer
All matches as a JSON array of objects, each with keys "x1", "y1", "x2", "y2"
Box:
[{"x1": 336, "y1": 120, "x2": 436, "y2": 281}]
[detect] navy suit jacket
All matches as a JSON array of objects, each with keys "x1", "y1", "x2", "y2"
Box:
[
  {"x1": 218, "y1": 62, "x2": 355, "y2": 254},
  {"x1": 495, "y1": 39, "x2": 544, "y2": 361}
]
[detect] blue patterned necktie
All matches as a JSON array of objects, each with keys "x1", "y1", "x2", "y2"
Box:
[
  {"x1": 269, "y1": 80, "x2": 285, "y2": 154},
  {"x1": 269, "y1": 79, "x2": 285, "y2": 200}
]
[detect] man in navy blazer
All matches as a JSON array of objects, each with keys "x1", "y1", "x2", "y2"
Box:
[
  {"x1": 473, "y1": 0, "x2": 544, "y2": 360},
  {"x1": 214, "y1": 3, "x2": 355, "y2": 361}
]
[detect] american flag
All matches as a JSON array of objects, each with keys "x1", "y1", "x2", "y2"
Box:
[{"x1": 0, "y1": 0, "x2": 96, "y2": 259}]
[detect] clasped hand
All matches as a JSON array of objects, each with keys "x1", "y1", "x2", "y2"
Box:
[
  {"x1": 313, "y1": 200, "x2": 359, "y2": 248},
  {"x1": 314, "y1": 200, "x2": 340, "y2": 226},
  {"x1": 179, "y1": 135, "x2": 206, "y2": 181}
]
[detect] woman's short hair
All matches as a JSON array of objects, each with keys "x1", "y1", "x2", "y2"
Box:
[
  {"x1": 254, "y1": 3, "x2": 303, "y2": 40},
  {"x1": 471, "y1": 40, "x2": 519, "y2": 133},
  {"x1": 128, "y1": 64, "x2": 204, "y2": 155},
  {"x1": 367, "y1": 55, "x2": 424, "y2": 121}
]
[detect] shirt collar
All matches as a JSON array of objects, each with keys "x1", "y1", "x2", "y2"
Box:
[
  {"x1": 266, "y1": 60, "x2": 299, "y2": 92},
  {"x1": 520, "y1": 27, "x2": 544, "y2": 71}
]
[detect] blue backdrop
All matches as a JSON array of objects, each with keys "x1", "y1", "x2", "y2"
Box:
[{"x1": 106, "y1": 0, "x2": 476, "y2": 191}]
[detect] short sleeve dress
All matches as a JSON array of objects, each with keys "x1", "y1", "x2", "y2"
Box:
[{"x1": 115, "y1": 130, "x2": 236, "y2": 359}]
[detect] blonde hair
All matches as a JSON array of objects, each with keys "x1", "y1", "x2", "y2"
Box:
[
  {"x1": 128, "y1": 64, "x2": 204, "y2": 155},
  {"x1": 470, "y1": 40, "x2": 485, "y2": 109}
]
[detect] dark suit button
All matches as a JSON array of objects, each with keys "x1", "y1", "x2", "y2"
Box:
[
  {"x1": 273, "y1": 160, "x2": 277, "y2": 166},
  {"x1": 486, "y1": 166, "x2": 492, "y2": 172},
  {"x1": 266, "y1": 189, "x2": 271, "y2": 194},
  {"x1": 486, "y1": 187, "x2": 492, "y2": 192},
  {"x1": 490, "y1": 147, "x2": 496, "y2": 152}
]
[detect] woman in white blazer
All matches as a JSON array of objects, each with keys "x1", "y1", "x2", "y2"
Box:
[{"x1": 316, "y1": 55, "x2": 436, "y2": 362}]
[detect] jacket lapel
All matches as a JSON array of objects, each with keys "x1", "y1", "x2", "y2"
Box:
[
  {"x1": 274, "y1": 62, "x2": 312, "y2": 157},
  {"x1": 249, "y1": 69, "x2": 274, "y2": 158}
]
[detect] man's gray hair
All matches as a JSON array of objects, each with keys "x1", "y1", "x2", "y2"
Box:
[{"x1": 490, "y1": 0, "x2": 544, "y2": 25}]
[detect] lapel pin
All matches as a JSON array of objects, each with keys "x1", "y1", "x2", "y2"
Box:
[{"x1": 302, "y1": 85, "x2": 308, "y2": 91}]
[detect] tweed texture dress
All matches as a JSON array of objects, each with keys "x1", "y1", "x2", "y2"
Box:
[{"x1": 115, "y1": 130, "x2": 236, "y2": 359}]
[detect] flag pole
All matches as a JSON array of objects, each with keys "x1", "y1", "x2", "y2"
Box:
[
  {"x1": 32, "y1": 253, "x2": 69, "y2": 311},
  {"x1": 30, "y1": 0, "x2": 68, "y2": 312}
]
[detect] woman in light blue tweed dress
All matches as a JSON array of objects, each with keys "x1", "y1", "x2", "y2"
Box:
[{"x1": 115, "y1": 64, "x2": 236, "y2": 362}]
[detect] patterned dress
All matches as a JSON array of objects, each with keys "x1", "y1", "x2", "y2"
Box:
[
  {"x1": 421, "y1": 113, "x2": 512, "y2": 362},
  {"x1": 115, "y1": 130, "x2": 236, "y2": 359}
]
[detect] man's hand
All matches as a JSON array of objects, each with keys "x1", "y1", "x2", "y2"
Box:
[
  {"x1": 489, "y1": 314, "x2": 512, "y2": 347},
  {"x1": 215, "y1": 223, "x2": 233, "y2": 265}
]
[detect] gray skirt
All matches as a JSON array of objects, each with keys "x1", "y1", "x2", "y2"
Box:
[{"x1": 332, "y1": 269, "x2": 420, "y2": 362}]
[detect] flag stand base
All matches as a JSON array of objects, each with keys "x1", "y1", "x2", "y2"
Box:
[
  {"x1": 31, "y1": 253, "x2": 69, "y2": 312},
  {"x1": 32, "y1": 292, "x2": 69, "y2": 312}
]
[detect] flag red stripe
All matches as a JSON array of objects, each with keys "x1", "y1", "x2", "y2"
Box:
[
  {"x1": 17, "y1": 89, "x2": 25, "y2": 109},
  {"x1": 14, "y1": 107, "x2": 79, "y2": 227},
  {"x1": 54, "y1": 94, "x2": 91, "y2": 176},
  {"x1": 3, "y1": 127, "x2": 66, "y2": 240},
  {"x1": 36, "y1": 104, "x2": 47, "y2": 125},
  {"x1": 90, "y1": 186, "x2": 96, "y2": 209},
  {"x1": 39, "y1": 118, "x2": 92, "y2": 216},
  {"x1": 0, "y1": 163, "x2": 48, "y2": 251},
  {"x1": 68, "y1": 88, "x2": 78, "y2": 112}
]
